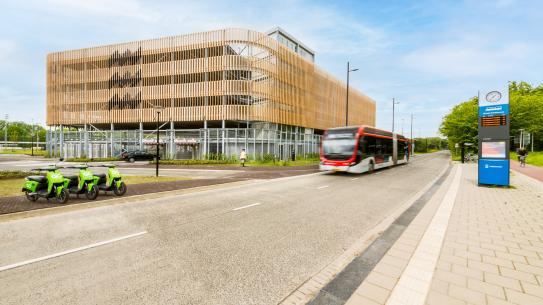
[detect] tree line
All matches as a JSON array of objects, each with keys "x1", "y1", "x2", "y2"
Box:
[
  {"x1": 440, "y1": 81, "x2": 543, "y2": 152},
  {"x1": 0, "y1": 120, "x2": 46, "y2": 143}
]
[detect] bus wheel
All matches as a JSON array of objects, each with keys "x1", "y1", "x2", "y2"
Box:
[{"x1": 368, "y1": 162, "x2": 374, "y2": 174}]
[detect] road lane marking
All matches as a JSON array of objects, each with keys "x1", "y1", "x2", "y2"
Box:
[
  {"x1": 0, "y1": 231, "x2": 147, "y2": 272},
  {"x1": 351, "y1": 177, "x2": 359, "y2": 181},
  {"x1": 317, "y1": 185, "x2": 329, "y2": 190},
  {"x1": 232, "y1": 203, "x2": 261, "y2": 211}
]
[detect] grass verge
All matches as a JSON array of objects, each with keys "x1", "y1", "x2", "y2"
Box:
[
  {"x1": 65, "y1": 157, "x2": 121, "y2": 162},
  {"x1": 511, "y1": 151, "x2": 543, "y2": 167},
  {"x1": 0, "y1": 170, "x2": 34, "y2": 180},
  {"x1": 0, "y1": 149, "x2": 46, "y2": 156}
]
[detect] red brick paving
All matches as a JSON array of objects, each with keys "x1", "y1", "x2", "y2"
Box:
[{"x1": 510, "y1": 159, "x2": 543, "y2": 182}]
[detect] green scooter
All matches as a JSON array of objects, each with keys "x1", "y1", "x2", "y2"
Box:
[
  {"x1": 63, "y1": 164, "x2": 99, "y2": 200},
  {"x1": 22, "y1": 165, "x2": 69, "y2": 204},
  {"x1": 93, "y1": 164, "x2": 127, "y2": 196}
]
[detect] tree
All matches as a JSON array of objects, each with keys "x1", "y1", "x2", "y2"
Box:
[
  {"x1": 439, "y1": 97, "x2": 479, "y2": 151},
  {"x1": 440, "y1": 81, "x2": 543, "y2": 152},
  {"x1": 0, "y1": 120, "x2": 46, "y2": 144}
]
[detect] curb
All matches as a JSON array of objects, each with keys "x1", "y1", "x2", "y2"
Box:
[{"x1": 278, "y1": 161, "x2": 452, "y2": 305}]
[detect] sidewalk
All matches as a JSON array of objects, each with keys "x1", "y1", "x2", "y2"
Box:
[{"x1": 344, "y1": 163, "x2": 543, "y2": 305}]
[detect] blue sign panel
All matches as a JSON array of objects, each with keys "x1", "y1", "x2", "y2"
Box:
[
  {"x1": 479, "y1": 104, "x2": 509, "y2": 117},
  {"x1": 478, "y1": 159, "x2": 509, "y2": 186}
]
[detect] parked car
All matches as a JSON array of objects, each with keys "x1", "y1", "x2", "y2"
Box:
[{"x1": 121, "y1": 150, "x2": 156, "y2": 162}]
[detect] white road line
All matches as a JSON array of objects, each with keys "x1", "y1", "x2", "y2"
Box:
[
  {"x1": 232, "y1": 203, "x2": 261, "y2": 211},
  {"x1": 317, "y1": 185, "x2": 329, "y2": 190},
  {"x1": 0, "y1": 231, "x2": 147, "y2": 272},
  {"x1": 351, "y1": 177, "x2": 359, "y2": 181}
]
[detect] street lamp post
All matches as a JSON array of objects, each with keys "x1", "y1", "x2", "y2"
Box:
[
  {"x1": 392, "y1": 98, "x2": 400, "y2": 133},
  {"x1": 519, "y1": 128, "x2": 525, "y2": 150},
  {"x1": 4, "y1": 114, "x2": 8, "y2": 145},
  {"x1": 345, "y1": 61, "x2": 359, "y2": 126},
  {"x1": 410, "y1": 113, "x2": 414, "y2": 152},
  {"x1": 154, "y1": 106, "x2": 163, "y2": 177},
  {"x1": 31, "y1": 118, "x2": 34, "y2": 156}
]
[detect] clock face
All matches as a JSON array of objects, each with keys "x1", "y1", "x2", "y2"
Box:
[{"x1": 486, "y1": 91, "x2": 502, "y2": 103}]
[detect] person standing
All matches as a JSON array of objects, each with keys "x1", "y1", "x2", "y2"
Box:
[{"x1": 239, "y1": 148, "x2": 247, "y2": 167}]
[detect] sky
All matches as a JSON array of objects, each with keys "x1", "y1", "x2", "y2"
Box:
[{"x1": 0, "y1": 0, "x2": 542, "y2": 137}]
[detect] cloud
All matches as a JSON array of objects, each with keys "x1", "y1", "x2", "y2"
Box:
[
  {"x1": 35, "y1": 0, "x2": 161, "y2": 22},
  {"x1": 400, "y1": 39, "x2": 536, "y2": 78},
  {"x1": 0, "y1": 40, "x2": 18, "y2": 63}
]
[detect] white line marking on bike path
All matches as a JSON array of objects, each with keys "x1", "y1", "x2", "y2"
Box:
[
  {"x1": 232, "y1": 203, "x2": 261, "y2": 211},
  {"x1": 0, "y1": 231, "x2": 147, "y2": 272},
  {"x1": 351, "y1": 178, "x2": 359, "y2": 181},
  {"x1": 317, "y1": 185, "x2": 329, "y2": 190}
]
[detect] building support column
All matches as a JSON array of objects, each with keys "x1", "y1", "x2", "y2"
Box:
[
  {"x1": 110, "y1": 123, "x2": 114, "y2": 158},
  {"x1": 221, "y1": 119, "x2": 225, "y2": 156},
  {"x1": 252, "y1": 129, "x2": 256, "y2": 160},
  {"x1": 235, "y1": 129, "x2": 238, "y2": 156},
  {"x1": 84, "y1": 124, "x2": 89, "y2": 158},
  {"x1": 59, "y1": 124, "x2": 64, "y2": 159},
  {"x1": 294, "y1": 126, "x2": 298, "y2": 160},
  {"x1": 170, "y1": 121, "x2": 175, "y2": 160},
  {"x1": 139, "y1": 122, "x2": 143, "y2": 151}
]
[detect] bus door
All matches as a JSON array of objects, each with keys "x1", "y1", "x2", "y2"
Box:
[{"x1": 393, "y1": 134, "x2": 398, "y2": 165}]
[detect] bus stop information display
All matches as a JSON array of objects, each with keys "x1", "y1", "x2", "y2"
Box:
[{"x1": 478, "y1": 88, "x2": 510, "y2": 186}]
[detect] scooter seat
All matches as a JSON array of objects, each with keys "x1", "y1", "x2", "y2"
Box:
[
  {"x1": 65, "y1": 175, "x2": 78, "y2": 181},
  {"x1": 27, "y1": 176, "x2": 46, "y2": 183},
  {"x1": 95, "y1": 173, "x2": 106, "y2": 179}
]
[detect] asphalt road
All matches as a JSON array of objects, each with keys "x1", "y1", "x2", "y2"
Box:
[{"x1": 0, "y1": 152, "x2": 449, "y2": 305}]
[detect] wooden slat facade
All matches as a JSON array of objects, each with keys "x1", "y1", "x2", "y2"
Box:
[{"x1": 46, "y1": 28, "x2": 376, "y2": 130}]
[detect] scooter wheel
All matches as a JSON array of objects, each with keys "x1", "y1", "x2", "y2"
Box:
[
  {"x1": 113, "y1": 182, "x2": 127, "y2": 196},
  {"x1": 86, "y1": 185, "x2": 99, "y2": 200},
  {"x1": 25, "y1": 191, "x2": 38, "y2": 202},
  {"x1": 56, "y1": 188, "x2": 69, "y2": 204}
]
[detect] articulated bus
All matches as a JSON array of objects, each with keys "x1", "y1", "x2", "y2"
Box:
[{"x1": 319, "y1": 126, "x2": 410, "y2": 174}]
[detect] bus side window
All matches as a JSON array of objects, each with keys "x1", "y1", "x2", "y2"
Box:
[{"x1": 364, "y1": 136, "x2": 375, "y2": 157}]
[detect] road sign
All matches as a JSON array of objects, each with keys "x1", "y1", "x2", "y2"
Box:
[{"x1": 478, "y1": 86, "x2": 510, "y2": 187}]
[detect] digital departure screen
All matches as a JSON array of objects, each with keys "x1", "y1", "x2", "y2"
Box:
[
  {"x1": 481, "y1": 115, "x2": 506, "y2": 127},
  {"x1": 481, "y1": 141, "x2": 506, "y2": 159}
]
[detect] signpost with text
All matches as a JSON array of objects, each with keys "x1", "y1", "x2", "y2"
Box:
[{"x1": 478, "y1": 87, "x2": 510, "y2": 186}]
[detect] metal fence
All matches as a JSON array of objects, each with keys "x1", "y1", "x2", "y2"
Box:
[{"x1": 46, "y1": 128, "x2": 322, "y2": 160}]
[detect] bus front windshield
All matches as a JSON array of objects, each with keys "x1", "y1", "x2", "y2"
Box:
[{"x1": 322, "y1": 138, "x2": 356, "y2": 160}]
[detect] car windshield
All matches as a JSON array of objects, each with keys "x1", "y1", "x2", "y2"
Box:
[{"x1": 322, "y1": 138, "x2": 356, "y2": 160}]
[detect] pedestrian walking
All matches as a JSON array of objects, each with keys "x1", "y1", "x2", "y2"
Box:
[{"x1": 239, "y1": 148, "x2": 247, "y2": 167}]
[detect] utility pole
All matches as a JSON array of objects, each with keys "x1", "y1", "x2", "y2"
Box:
[
  {"x1": 345, "y1": 61, "x2": 359, "y2": 126},
  {"x1": 519, "y1": 129, "x2": 524, "y2": 150},
  {"x1": 410, "y1": 114, "x2": 414, "y2": 153},
  {"x1": 4, "y1": 114, "x2": 8, "y2": 145},
  {"x1": 392, "y1": 98, "x2": 400, "y2": 133},
  {"x1": 154, "y1": 106, "x2": 163, "y2": 177},
  {"x1": 31, "y1": 118, "x2": 34, "y2": 156}
]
